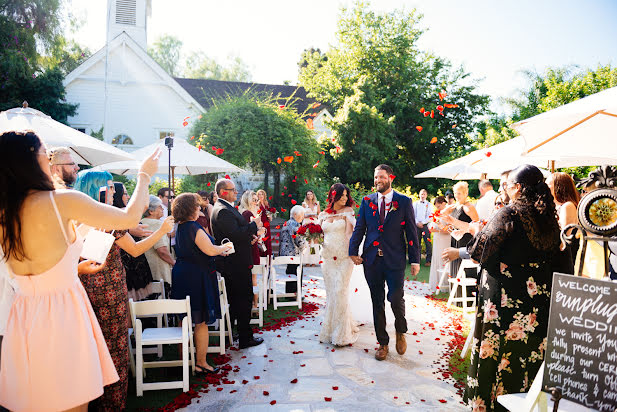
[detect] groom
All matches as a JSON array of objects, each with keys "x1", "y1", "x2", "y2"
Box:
[{"x1": 349, "y1": 164, "x2": 420, "y2": 361}]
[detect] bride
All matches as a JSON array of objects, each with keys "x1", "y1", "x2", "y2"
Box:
[{"x1": 318, "y1": 183, "x2": 359, "y2": 346}]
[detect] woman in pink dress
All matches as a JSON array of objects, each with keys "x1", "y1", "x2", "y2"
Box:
[{"x1": 0, "y1": 131, "x2": 161, "y2": 412}]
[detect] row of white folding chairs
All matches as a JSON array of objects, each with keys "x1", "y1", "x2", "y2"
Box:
[
  {"x1": 128, "y1": 276, "x2": 233, "y2": 396},
  {"x1": 446, "y1": 259, "x2": 479, "y2": 313}
]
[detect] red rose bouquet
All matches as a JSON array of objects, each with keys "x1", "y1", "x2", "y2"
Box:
[{"x1": 296, "y1": 222, "x2": 324, "y2": 244}]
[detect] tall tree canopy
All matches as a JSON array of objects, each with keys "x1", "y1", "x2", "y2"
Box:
[
  {"x1": 148, "y1": 34, "x2": 251, "y2": 81},
  {"x1": 299, "y1": 2, "x2": 490, "y2": 188},
  {"x1": 0, "y1": 0, "x2": 79, "y2": 121},
  {"x1": 190, "y1": 95, "x2": 319, "y2": 206}
]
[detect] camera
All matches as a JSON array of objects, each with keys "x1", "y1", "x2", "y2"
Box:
[{"x1": 164, "y1": 136, "x2": 174, "y2": 148}]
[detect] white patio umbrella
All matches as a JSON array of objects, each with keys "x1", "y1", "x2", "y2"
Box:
[
  {"x1": 415, "y1": 137, "x2": 550, "y2": 180},
  {"x1": 0, "y1": 104, "x2": 134, "y2": 166},
  {"x1": 95, "y1": 137, "x2": 244, "y2": 176},
  {"x1": 513, "y1": 86, "x2": 617, "y2": 167}
]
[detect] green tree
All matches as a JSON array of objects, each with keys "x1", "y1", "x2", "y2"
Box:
[
  {"x1": 148, "y1": 34, "x2": 183, "y2": 77},
  {"x1": 0, "y1": 0, "x2": 78, "y2": 122},
  {"x1": 298, "y1": 2, "x2": 490, "y2": 189},
  {"x1": 191, "y1": 95, "x2": 320, "y2": 207},
  {"x1": 185, "y1": 52, "x2": 251, "y2": 81}
]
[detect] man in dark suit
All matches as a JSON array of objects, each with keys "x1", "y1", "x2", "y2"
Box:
[
  {"x1": 349, "y1": 164, "x2": 420, "y2": 361},
  {"x1": 211, "y1": 178, "x2": 265, "y2": 349}
]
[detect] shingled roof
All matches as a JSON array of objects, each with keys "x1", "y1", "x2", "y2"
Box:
[{"x1": 174, "y1": 77, "x2": 323, "y2": 117}]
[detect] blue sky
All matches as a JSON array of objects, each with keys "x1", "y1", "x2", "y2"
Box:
[{"x1": 68, "y1": 0, "x2": 617, "y2": 114}]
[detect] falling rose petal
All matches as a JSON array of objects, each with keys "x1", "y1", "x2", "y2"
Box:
[
  {"x1": 372, "y1": 241, "x2": 379, "y2": 246},
  {"x1": 430, "y1": 137, "x2": 438, "y2": 144},
  {"x1": 419, "y1": 107, "x2": 425, "y2": 114},
  {"x1": 354, "y1": 288, "x2": 358, "y2": 292},
  {"x1": 225, "y1": 174, "x2": 230, "y2": 179},
  {"x1": 198, "y1": 145, "x2": 202, "y2": 151},
  {"x1": 485, "y1": 151, "x2": 492, "y2": 157},
  {"x1": 389, "y1": 174, "x2": 396, "y2": 180},
  {"x1": 452, "y1": 124, "x2": 457, "y2": 128},
  {"x1": 277, "y1": 158, "x2": 282, "y2": 164},
  {"x1": 436, "y1": 105, "x2": 444, "y2": 112},
  {"x1": 304, "y1": 179, "x2": 308, "y2": 184},
  {"x1": 424, "y1": 111, "x2": 430, "y2": 117},
  {"x1": 312, "y1": 161, "x2": 320, "y2": 168},
  {"x1": 279, "y1": 105, "x2": 285, "y2": 109},
  {"x1": 207, "y1": 182, "x2": 211, "y2": 186},
  {"x1": 415, "y1": 126, "x2": 423, "y2": 132},
  {"x1": 190, "y1": 136, "x2": 195, "y2": 140},
  {"x1": 291, "y1": 199, "x2": 297, "y2": 205},
  {"x1": 319, "y1": 151, "x2": 325, "y2": 155},
  {"x1": 183, "y1": 121, "x2": 188, "y2": 127},
  {"x1": 306, "y1": 118, "x2": 314, "y2": 129},
  {"x1": 430, "y1": 110, "x2": 435, "y2": 119},
  {"x1": 401, "y1": 221, "x2": 406, "y2": 225},
  {"x1": 444, "y1": 103, "x2": 459, "y2": 108},
  {"x1": 409, "y1": 241, "x2": 414, "y2": 246},
  {"x1": 216, "y1": 148, "x2": 224, "y2": 155}
]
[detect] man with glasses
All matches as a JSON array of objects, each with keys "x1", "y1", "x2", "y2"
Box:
[
  {"x1": 211, "y1": 178, "x2": 266, "y2": 349},
  {"x1": 48, "y1": 147, "x2": 79, "y2": 188},
  {"x1": 157, "y1": 187, "x2": 175, "y2": 218}
]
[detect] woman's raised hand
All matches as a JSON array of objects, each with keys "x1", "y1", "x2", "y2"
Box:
[
  {"x1": 160, "y1": 216, "x2": 175, "y2": 233},
  {"x1": 139, "y1": 147, "x2": 162, "y2": 178}
]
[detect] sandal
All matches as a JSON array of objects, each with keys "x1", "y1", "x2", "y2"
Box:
[{"x1": 195, "y1": 364, "x2": 219, "y2": 375}]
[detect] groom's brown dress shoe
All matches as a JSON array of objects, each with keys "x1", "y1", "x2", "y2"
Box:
[
  {"x1": 395, "y1": 333, "x2": 407, "y2": 355},
  {"x1": 375, "y1": 345, "x2": 389, "y2": 361}
]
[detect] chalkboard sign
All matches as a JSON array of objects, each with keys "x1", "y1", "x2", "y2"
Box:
[{"x1": 543, "y1": 273, "x2": 617, "y2": 411}]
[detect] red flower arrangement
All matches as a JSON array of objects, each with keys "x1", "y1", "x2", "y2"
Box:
[{"x1": 296, "y1": 222, "x2": 324, "y2": 244}]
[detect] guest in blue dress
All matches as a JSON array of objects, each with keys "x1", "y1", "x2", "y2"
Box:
[{"x1": 170, "y1": 193, "x2": 233, "y2": 374}]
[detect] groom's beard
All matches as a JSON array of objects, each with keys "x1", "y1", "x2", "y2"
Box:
[{"x1": 376, "y1": 181, "x2": 391, "y2": 193}]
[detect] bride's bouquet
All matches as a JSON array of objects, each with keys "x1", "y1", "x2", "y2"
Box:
[{"x1": 296, "y1": 222, "x2": 324, "y2": 244}]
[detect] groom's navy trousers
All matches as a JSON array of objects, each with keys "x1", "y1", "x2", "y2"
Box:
[{"x1": 349, "y1": 191, "x2": 420, "y2": 346}]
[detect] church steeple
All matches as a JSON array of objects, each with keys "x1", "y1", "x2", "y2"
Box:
[{"x1": 107, "y1": 0, "x2": 151, "y2": 49}]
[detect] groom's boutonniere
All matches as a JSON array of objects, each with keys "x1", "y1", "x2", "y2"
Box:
[{"x1": 388, "y1": 201, "x2": 399, "y2": 212}]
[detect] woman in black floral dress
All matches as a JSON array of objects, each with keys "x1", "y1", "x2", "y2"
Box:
[{"x1": 464, "y1": 165, "x2": 573, "y2": 412}]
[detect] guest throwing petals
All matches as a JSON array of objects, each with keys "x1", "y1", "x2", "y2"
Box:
[{"x1": 463, "y1": 165, "x2": 572, "y2": 411}]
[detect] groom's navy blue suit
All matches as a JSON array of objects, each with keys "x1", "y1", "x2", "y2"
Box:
[{"x1": 349, "y1": 191, "x2": 420, "y2": 345}]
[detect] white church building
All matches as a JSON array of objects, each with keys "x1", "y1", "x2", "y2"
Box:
[{"x1": 64, "y1": 0, "x2": 332, "y2": 189}]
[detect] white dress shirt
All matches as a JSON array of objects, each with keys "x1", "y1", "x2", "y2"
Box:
[
  {"x1": 413, "y1": 200, "x2": 433, "y2": 225},
  {"x1": 377, "y1": 190, "x2": 394, "y2": 220},
  {"x1": 476, "y1": 189, "x2": 499, "y2": 221}
]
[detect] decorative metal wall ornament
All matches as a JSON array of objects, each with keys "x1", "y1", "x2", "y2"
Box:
[{"x1": 563, "y1": 165, "x2": 617, "y2": 277}]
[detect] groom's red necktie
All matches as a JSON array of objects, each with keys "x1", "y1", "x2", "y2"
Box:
[{"x1": 379, "y1": 196, "x2": 386, "y2": 224}]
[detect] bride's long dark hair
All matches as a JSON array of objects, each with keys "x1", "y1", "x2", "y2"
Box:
[
  {"x1": 325, "y1": 183, "x2": 354, "y2": 213},
  {"x1": 0, "y1": 131, "x2": 55, "y2": 261}
]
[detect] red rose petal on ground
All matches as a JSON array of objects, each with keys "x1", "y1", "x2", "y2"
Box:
[
  {"x1": 419, "y1": 350, "x2": 423, "y2": 354},
  {"x1": 263, "y1": 391, "x2": 269, "y2": 396},
  {"x1": 216, "y1": 387, "x2": 223, "y2": 391},
  {"x1": 333, "y1": 257, "x2": 337, "y2": 260},
  {"x1": 332, "y1": 386, "x2": 339, "y2": 390},
  {"x1": 438, "y1": 399, "x2": 447, "y2": 403},
  {"x1": 300, "y1": 364, "x2": 306, "y2": 367},
  {"x1": 324, "y1": 397, "x2": 332, "y2": 402},
  {"x1": 290, "y1": 378, "x2": 298, "y2": 383},
  {"x1": 254, "y1": 376, "x2": 260, "y2": 380},
  {"x1": 270, "y1": 400, "x2": 277, "y2": 405},
  {"x1": 242, "y1": 380, "x2": 248, "y2": 384}
]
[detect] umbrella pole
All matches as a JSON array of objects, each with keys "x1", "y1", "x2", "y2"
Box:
[
  {"x1": 172, "y1": 166, "x2": 176, "y2": 194},
  {"x1": 550, "y1": 160, "x2": 555, "y2": 172}
]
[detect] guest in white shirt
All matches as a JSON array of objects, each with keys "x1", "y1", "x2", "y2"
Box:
[
  {"x1": 475, "y1": 180, "x2": 498, "y2": 221},
  {"x1": 413, "y1": 189, "x2": 434, "y2": 266}
]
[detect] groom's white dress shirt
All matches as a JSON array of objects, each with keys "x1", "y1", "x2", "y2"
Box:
[
  {"x1": 377, "y1": 190, "x2": 394, "y2": 220},
  {"x1": 413, "y1": 200, "x2": 433, "y2": 225}
]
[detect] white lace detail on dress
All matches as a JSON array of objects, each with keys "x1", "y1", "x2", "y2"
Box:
[{"x1": 319, "y1": 218, "x2": 359, "y2": 346}]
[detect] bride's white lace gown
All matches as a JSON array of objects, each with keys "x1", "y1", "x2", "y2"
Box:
[{"x1": 319, "y1": 214, "x2": 359, "y2": 346}]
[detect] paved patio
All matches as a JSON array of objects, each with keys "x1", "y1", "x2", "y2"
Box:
[{"x1": 182, "y1": 265, "x2": 467, "y2": 411}]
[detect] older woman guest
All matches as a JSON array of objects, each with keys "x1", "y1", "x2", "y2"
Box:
[
  {"x1": 256, "y1": 189, "x2": 273, "y2": 258},
  {"x1": 279, "y1": 205, "x2": 307, "y2": 294},
  {"x1": 442, "y1": 181, "x2": 479, "y2": 277},
  {"x1": 463, "y1": 165, "x2": 572, "y2": 412},
  {"x1": 74, "y1": 170, "x2": 174, "y2": 411},
  {"x1": 141, "y1": 195, "x2": 175, "y2": 291},
  {"x1": 546, "y1": 172, "x2": 580, "y2": 266},
  {"x1": 239, "y1": 190, "x2": 262, "y2": 308},
  {"x1": 171, "y1": 193, "x2": 232, "y2": 374}
]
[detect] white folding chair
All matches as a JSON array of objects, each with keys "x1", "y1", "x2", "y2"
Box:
[
  {"x1": 129, "y1": 297, "x2": 195, "y2": 396},
  {"x1": 207, "y1": 275, "x2": 233, "y2": 354},
  {"x1": 447, "y1": 259, "x2": 479, "y2": 312},
  {"x1": 436, "y1": 267, "x2": 451, "y2": 292},
  {"x1": 250, "y1": 263, "x2": 268, "y2": 327},
  {"x1": 270, "y1": 255, "x2": 303, "y2": 309},
  {"x1": 128, "y1": 280, "x2": 167, "y2": 377}
]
